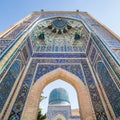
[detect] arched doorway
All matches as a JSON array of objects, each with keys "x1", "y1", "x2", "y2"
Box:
[
  {"x1": 22, "y1": 68, "x2": 94, "y2": 120},
  {"x1": 40, "y1": 79, "x2": 80, "y2": 115},
  {"x1": 53, "y1": 114, "x2": 66, "y2": 120}
]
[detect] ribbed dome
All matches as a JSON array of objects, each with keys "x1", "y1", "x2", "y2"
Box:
[{"x1": 49, "y1": 88, "x2": 70, "y2": 105}]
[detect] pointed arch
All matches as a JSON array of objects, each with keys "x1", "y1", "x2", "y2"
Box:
[{"x1": 22, "y1": 68, "x2": 94, "y2": 120}]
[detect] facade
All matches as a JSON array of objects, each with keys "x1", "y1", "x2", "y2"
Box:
[
  {"x1": 0, "y1": 11, "x2": 120, "y2": 120},
  {"x1": 46, "y1": 88, "x2": 80, "y2": 120}
]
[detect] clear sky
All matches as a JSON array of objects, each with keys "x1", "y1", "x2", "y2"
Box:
[{"x1": 0, "y1": 0, "x2": 120, "y2": 36}]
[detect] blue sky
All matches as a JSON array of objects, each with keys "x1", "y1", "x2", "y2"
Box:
[
  {"x1": 1, "y1": 0, "x2": 120, "y2": 114},
  {"x1": 0, "y1": 0, "x2": 120, "y2": 36}
]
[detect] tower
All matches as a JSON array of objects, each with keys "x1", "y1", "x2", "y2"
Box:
[{"x1": 0, "y1": 11, "x2": 120, "y2": 120}]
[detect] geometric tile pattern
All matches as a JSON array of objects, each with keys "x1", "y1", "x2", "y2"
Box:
[
  {"x1": 8, "y1": 59, "x2": 85, "y2": 120},
  {"x1": 32, "y1": 53, "x2": 87, "y2": 58},
  {"x1": 86, "y1": 38, "x2": 92, "y2": 55},
  {"x1": 26, "y1": 37, "x2": 33, "y2": 56},
  {"x1": 0, "y1": 60, "x2": 21, "y2": 112},
  {"x1": 1, "y1": 12, "x2": 120, "y2": 120},
  {"x1": 7, "y1": 58, "x2": 84, "y2": 119},
  {"x1": 97, "y1": 61, "x2": 120, "y2": 117},
  {"x1": 39, "y1": 14, "x2": 82, "y2": 20},
  {"x1": 30, "y1": 17, "x2": 89, "y2": 53},
  {"x1": 81, "y1": 59, "x2": 108, "y2": 120},
  {"x1": 8, "y1": 60, "x2": 37, "y2": 120},
  {"x1": 22, "y1": 46, "x2": 28, "y2": 61},
  {"x1": 0, "y1": 14, "x2": 39, "y2": 57},
  {"x1": 31, "y1": 45, "x2": 86, "y2": 52},
  {"x1": 34, "y1": 64, "x2": 84, "y2": 82},
  {"x1": 91, "y1": 33, "x2": 120, "y2": 79},
  {"x1": 80, "y1": 13, "x2": 120, "y2": 56},
  {"x1": 99, "y1": 55, "x2": 120, "y2": 90},
  {"x1": 47, "y1": 105, "x2": 75, "y2": 120},
  {"x1": 90, "y1": 46, "x2": 97, "y2": 63},
  {"x1": 47, "y1": 105, "x2": 71, "y2": 120},
  {"x1": 8, "y1": 79, "x2": 30, "y2": 120},
  {"x1": 30, "y1": 58, "x2": 84, "y2": 64},
  {"x1": 8, "y1": 58, "x2": 109, "y2": 120},
  {"x1": 8, "y1": 73, "x2": 33, "y2": 120}
]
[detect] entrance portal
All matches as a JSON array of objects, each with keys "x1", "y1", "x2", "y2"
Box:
[{"x1": 22, "y1": 68, "x2": 94, "y2": 120}]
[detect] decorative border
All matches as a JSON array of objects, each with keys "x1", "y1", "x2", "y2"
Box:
[
  {"x1": 8, "y1": 58, "x2": 108, "y2": 120},
  {"x1": 96, "y1": 61, "x2": 120, "y2": 117},
  {"x1": 32, "y1": 53, "x2": 87, "y2": 58},
  {"x1": 81, "y1": 59, "x2": 108, "y2": 120},
  {"x1": 91, "y1": 33, "x2": 120, "y2": 79}
]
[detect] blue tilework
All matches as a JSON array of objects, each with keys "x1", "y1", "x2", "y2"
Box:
[
  {"x1": 0, "y1": 15, "x2": 39, "y2": 57},
  {"x1": 52, "y1": 19, "x2": 68, "y2": 29},
  {"x1": 47, "y1": 105, "x2": 71, "y2": 119},
  {"x1": 1, "y1": 15, "x2": 39, "y2": 40},
  {"x1": 34, "y1": 65, "x2": 58, "y2": 81},
  {"x1": 34, "y1": 64, "x2": 84, "y2": 82},
  {"x1": 30, "y1": 59, "x2": 84, "y2": 65},
  {"x1": 0, "y1": 52, "x2": 23, "y2": 80},
  {"x1": 30, "y1": 17, "x2": 89, "y2": 53},
  {"x1": 97, "y1": 61, "x2": 120, "y2": 117},
  {"x1": 91, "y1": 33, "x2": 120, "y2": 78},
  {"x1": 8, "y1": 73, "x2": 33, "y2": 120},
  {"x1": 70, "y1": 116, "x2": 80, "y2": 119},
  {"x1": 0, "y1": 39, "x2": 13, "y2": 56},
  {"x1": 16, "y1": 54, "x2": 24, "y2": 69},
  {"x1": 8, "y1": 57, "x2": 120, "y2": 119},
  {"x1": 1, "y1": 57, "x2": 24, "y2": 120},
  {"x1": 86, "y1": 37, "x2": 92, "y2": 55},
  {"x1": 90, "y1": 46, "x2": 97, "y2": 63},
  {"x1": 61, "y1": 65, "x2": 84, "y2": 81},
  {"x1": 32, "y1": 59, "x2": 83, "y2": 64},
  {"x1": 81, "y1": 59, "x2": 108, "y2": 120},
  {"x1": 27, "y1": 37, "x2": 33, "y2": 56},
  {"x1": 8, "y1": 113, "x2": 20, "y2": 120},
  {"x1": 8, "y1": 60, "x2": 37, "y2": 120},
  {"x1": 0, "y1": 60, "x2": 21, "y2": 112},
  {"x1": 94, "y1": 54, "x2": 120, "y2": 90},
  {"x1": 32, "y1": 53, "x2": 87, "y2": 58},
  {"x1": 35, "y1": 59, "x2": 82, "y2": 63},
  {"x1": 1, "y1": 25, "x2": 27, "y2": 39},
  {"x1": 8, "y1": 59, "x2": 84, "y2": 120},
  {"x1": 22, "y1": 46, "x2": 28, "y2": 61},
  {"x1": 39, "y1": 14, "x2": 82, "y2": 21},
  {"x1": 32, "y1": 45, "x2": 86, "y2": 53},
  {"x1": 0, "y1": 26, "x2": 27, "y2": 56}
]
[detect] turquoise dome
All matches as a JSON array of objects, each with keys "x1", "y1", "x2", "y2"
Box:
[{"x1": 49, "y1": 88, "x2": 70, "y2": 105}]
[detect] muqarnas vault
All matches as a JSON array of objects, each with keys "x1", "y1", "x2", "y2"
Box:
[{"x1": 0, "y1": 11, "x2": 120, "y2": 120}]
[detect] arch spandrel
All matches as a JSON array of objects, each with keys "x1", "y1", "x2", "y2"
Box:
[{"x1": 22, "y1": 68, "x2": 94, "y2": 120}]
